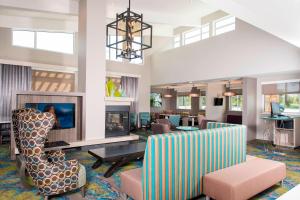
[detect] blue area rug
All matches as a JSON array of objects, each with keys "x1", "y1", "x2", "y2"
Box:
[{"x1": 0, "y1": 140, "x2": 299, "y2": 200}]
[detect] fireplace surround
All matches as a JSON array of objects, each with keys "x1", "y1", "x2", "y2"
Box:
[{"x1": 105, "y1": 106, "x2": 130, "y2": 138}]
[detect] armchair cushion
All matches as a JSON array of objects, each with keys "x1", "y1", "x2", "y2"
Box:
[{"x1": 47, "y1": 150, "x2": 66, "y2": 164}]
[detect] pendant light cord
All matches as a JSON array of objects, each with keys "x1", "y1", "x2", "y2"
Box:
[{"x1": 129, "y1": 0, "x2": 131, "y2": 10}]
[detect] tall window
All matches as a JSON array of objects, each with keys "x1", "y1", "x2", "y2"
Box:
[
  {"x1": 12, "y1": 30, "x2": 74, "y2": 54},
  {"x1": 264, "y1": 94, "x2": 300, "y2": 113},
  {"x1": 106, "y1": 35, "x2": 123, "y2": 62},
  {"x1": 12, "y1": 30, "x2": 35, "y2": 48},
  {"x1": 130, "y1": 37, "x2": 143, "y2": 65},
  {"x1": 183, "y1": 28, "x2": 201, "y2": 45},
  {"x1": 177, "y1": 96, "x2": 191, "y2": 109},
  {"x1": 174, "y1": 35, "x2": 181, "y2": 48},
  {"x1": 201, "y1": 24, "x2": 210, "y2": 40},
  {"x1": 199, "y1": 95, "x2": 207, "y2": 110},
  {"x1": 229, "y1": 95, "x2": 243, "y2": 111},
  {"x1": 214, "y1": 16, "x2": 236, "y2": 36}
]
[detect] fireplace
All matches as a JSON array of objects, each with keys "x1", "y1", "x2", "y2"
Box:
[{"x1": 105, "y1": 106, "x2": 130, "y2": 138}]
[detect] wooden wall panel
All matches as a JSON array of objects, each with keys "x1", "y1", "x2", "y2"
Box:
[
  {"x1": 16, "y1": 94, "x2": 82, "y2": 143},
  {"x1": 10, "y1": 92, "x2": 86, "y2": 160}
]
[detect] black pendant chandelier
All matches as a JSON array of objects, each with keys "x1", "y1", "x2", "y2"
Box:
[
  {"x1": 106, "y1": 0, "x2": 153, "y2": 60},
  {"x1": 223, "y1": 81, "x2": 237, "y2": 97}
]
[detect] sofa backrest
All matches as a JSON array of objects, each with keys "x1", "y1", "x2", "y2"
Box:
[{"x1": 142, "y1": 122, "x2": 247, "y2": 200}]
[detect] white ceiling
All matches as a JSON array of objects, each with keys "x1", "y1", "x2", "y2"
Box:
[
  {"x1": 106, "y1": 0, "x2": 217, "y2": 26},
  {"x1": 0, "y1": 0, "x2": 217, "y2": 36},
  {"x1": 0, "y1": 0, "x2": 217, "y2": 26}
]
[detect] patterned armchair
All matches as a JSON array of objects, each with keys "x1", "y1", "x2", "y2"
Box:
[
  {"x1": 18, "y1": 111, "x2": 86, "y2": 199},
  {"x1": 12, "y1": 108, "x2": 66, "y2": 186}
]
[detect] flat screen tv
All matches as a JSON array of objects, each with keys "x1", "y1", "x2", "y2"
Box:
[
  {"x1": 25, "y1": 103, "x2": 75, "y2": 130},
  {"x1": 214, "y1": 98, "x2": 223, "y2": 106}
]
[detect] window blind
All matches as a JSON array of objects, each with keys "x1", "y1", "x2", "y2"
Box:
[{"x1": 262, "y1": 82, "x2": 300, "y2": 95}]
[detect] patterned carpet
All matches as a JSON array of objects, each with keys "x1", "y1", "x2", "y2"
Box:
[{"x1": 0, "y1": 140, "x2": 299, "y2": 200}]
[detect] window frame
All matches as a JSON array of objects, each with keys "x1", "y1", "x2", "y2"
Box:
[
  {"x1": 174, "y1": 34, "x2": 181, "y2": 48},
  {"x1": 214, "y1": 15, "x2": 236, "y2": 36},
  {"x1": 263, "y1": 94, "x2": 300, "y2": 114},
  {"x1": 199, "y1": 95, "x2": 207, "y2": 111},
  {"x1": 129, "y1": 37, "x2": 144, "y2": 65},
  {"x1": 201, "y1": 23, "x2": 210, "y2": 40},
  {"x1": 229, "y1": 95, "x2": 243, "y2": 111},
  {"x1": 183, "y1": 28, "x2": 201, "y2": 45},
  {"x1": 12, "y1": 30, "x2": 35, "y2": 49},
  {"x1": 182, "y1": 27, "x2": 202, "y2": 45},
  {"x1": 177, "y1": 95, "x2": 192, "y2": 110},
  {"x1": 12, "y1": 30, "x2": 75, "y2": 54}
]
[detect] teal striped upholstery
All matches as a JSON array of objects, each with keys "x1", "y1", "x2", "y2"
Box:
[
  {"x1": 142, "y1": 122, "x2": 247, "y2": 200},
  {"x1": 207, "y1": 122, "x2": 236, "y2": 129}
]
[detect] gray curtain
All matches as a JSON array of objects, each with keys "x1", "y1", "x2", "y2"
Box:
[
  {"x1": 0, "y1": 64, "x2": 32, "y2": 121},
  {"x1": 121, "y1": 76, "x2": 139, "y2": 113}
]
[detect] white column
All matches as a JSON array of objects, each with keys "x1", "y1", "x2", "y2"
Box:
[
  {"x1": 78, "y1": 0, "x2": 106, "y2": 140},
  {"x1": 242, "y1": 77, "x2": 257, "y2": 141}
]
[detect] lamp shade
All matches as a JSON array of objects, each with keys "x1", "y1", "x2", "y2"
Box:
[
  {"x1": 223, "y1": 91, "x2": 237, "y2": 96},
  {"x1": 164, "y1": 88, "x2": 173, "y2": 98},
  {"x1": 190, "y1": 87, "x2": 199, "y2": 97},
  {"x1": 223, "y1": 80, "x2": 236, "y2": 96}
]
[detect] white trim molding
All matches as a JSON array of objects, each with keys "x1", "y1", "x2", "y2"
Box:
[
  {"x1": 105, "y1": 97, "x2": 135, "y2": 106},
  {"x1": 0, "y1": 58, "x2": 78, "y2": 73},
  {"x1": 106, "y1": 71, "x2": 141, "y2": 78}
]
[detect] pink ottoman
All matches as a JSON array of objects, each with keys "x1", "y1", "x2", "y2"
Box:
[
  {"x1": 204, "y1": 156, "x2": 286, "y2": 200},
  {"x1": 120, "y1": 168, "x2": 142, "y2": 200}
]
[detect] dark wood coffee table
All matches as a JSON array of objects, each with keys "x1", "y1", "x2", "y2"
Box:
[{"x1": 88, "y1": 142, "x2": 146, "y2": 178}]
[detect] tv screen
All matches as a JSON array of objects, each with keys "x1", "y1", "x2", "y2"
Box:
[
  {"x1": 150, "y1": 93, "x2": 162, "y2": 108},
  {"x1": 214, "y1": 98, "x2": 223, "y2": 106},
  {"x1": 25, "y1": 103, "x2": 75, "y2": 130}
]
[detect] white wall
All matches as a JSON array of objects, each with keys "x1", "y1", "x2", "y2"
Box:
[
  {"x1": 106, "y1": 59, "x2": 151, "y2": 113},
  {"x1": 106, "y1": 36, "x2": 172, "y2": 113},
  {"x1": 256, "y1": 72, "x2": 300, "y2": 140},
  {"x1": 0, "y1": 27, "x2": 78, "y2": 67},
  {"x1": 206, "y1": 83, "x2": 226, "y2": 122},
  {"x1": 151, "y1": 19, "x2": 300, "y2": 85},
  {"x1": 0, "y1": 26, "x2": 172, "y2": 114}
]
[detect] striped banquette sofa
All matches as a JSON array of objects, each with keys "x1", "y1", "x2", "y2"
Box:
[{"x1": 119, "y1": 122, "x2": 247, "y2": 200}]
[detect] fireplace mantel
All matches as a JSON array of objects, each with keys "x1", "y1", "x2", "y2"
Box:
[{"x1": 105, "y1": 97, "x2": 134, "y2": 106}]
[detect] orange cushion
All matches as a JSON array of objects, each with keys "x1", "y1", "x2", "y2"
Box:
[{"x1": 204, "y1": 156, "x2": 286, "y2": 200}]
